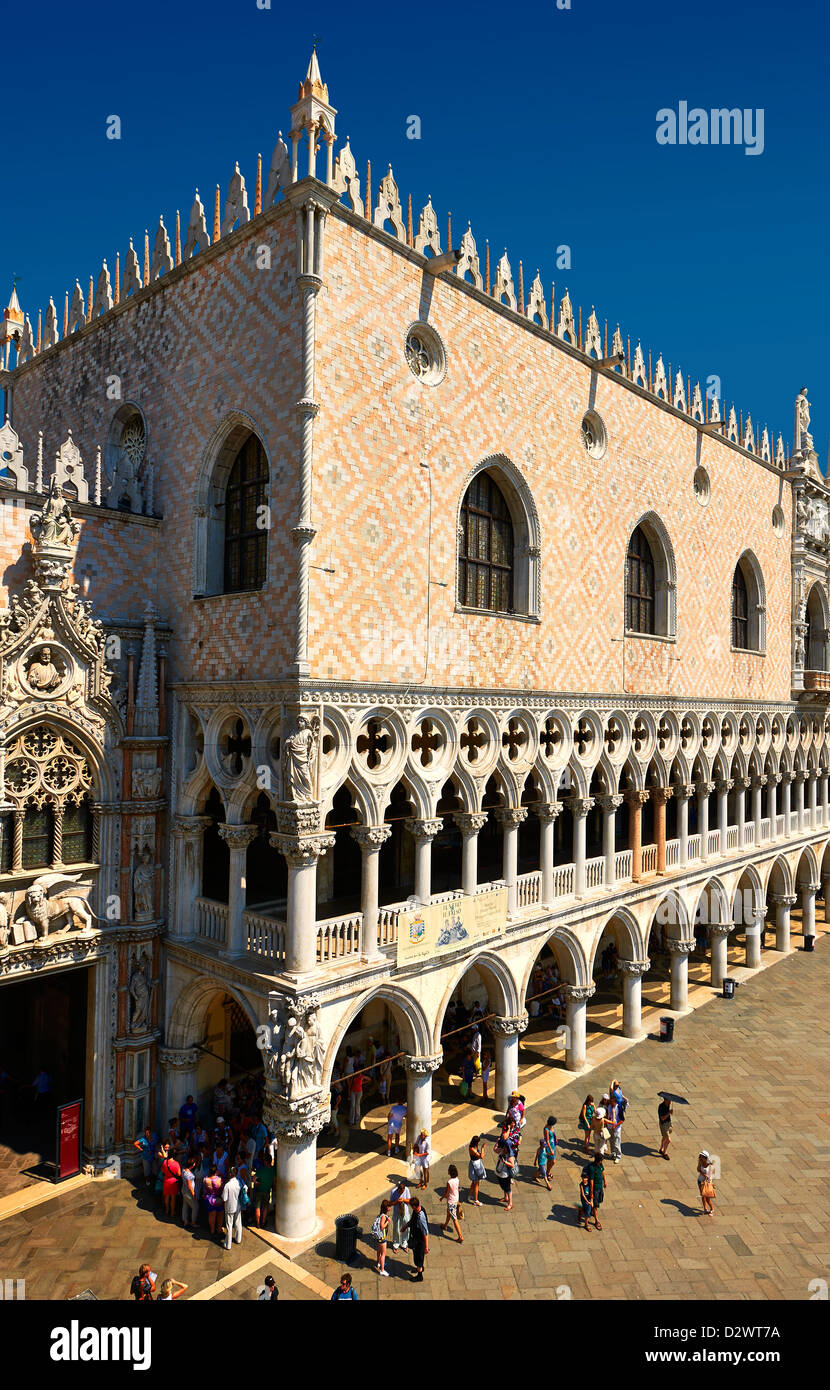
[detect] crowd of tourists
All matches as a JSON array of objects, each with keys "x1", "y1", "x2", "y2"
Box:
[{"x1": 132, "y1": 1072, "x2": 276, "y2": 1249}]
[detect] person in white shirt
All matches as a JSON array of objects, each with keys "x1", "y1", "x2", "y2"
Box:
[
  {"x1": 389, "y1": 1179, "x2": 411, "y2": 1250},
  {"x1": 222, "y1": 1166, "x2": 243, "y2": 1249}
]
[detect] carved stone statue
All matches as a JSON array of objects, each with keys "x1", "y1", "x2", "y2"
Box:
[
  {"x1": 282, "y1": 714, "x2": 320, "y2": 802},
  {"x1": 133, "y1": 846, "x2": 154, "y2": 919},
  {"x1": 30, "y1": 479, "x2": 78, "y2": 548},
  {"x1": 20, "y1": 874, "x2": 97, "y2": 938},
  {"x1": 795, "y1": 387, "x2": 814, "y2": 458},
  {"x1": 279, "y1": 1013, "x2": 305, "y2": 1096},
  {"x1": 129, "y1": 952, "x2": 153, "y2": 1032},
  {"x1": 294, "y1": 1006, "x2": 325, "y2": 1095},
  {"x1": 26, "y1": 646, "x2": 63, "y2": 692}
]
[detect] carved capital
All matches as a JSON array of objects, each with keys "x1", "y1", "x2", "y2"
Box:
[
  {"x1": 617, "y1": 957, "x2": 650, "y2": 977},
  {"x1": 173, "y1": 814, "x2": 211, "y2": 843},
  {"x1": 708, "y1": 923, "x2": 732, "y2": 938},
  {"x1": 276, "y1": 805, "x2": 322, "y2": 836},
  {"x1": 596, "y1": 794, "x2": 624, "y2": 814},
  {"x1": 495, "y1": 807, "x2": 528, "y2": 829},
  {"x1": 291, "y1": 523, "x2": 318, "y2": 545},
  {"x1": 269, "y1": 832, "x2": 336, "y2": 865},
  {"x1": 263, "y1": 1088, "x2": 330, "y2": 1145},
  {"x1": 294, "y1": 398, "x2": 320, "y2": 419},
  {"x1": 535, "y1": 801, "x2": 562, "y2": 824},
  {"x1": 569, "y1": 796, "x2": 594, "y2": 818},
  {"x1": 697, "y1": 780, "x2": 716, "y2": 796},
  {"x1": 218, "y1": 823, "x2": 258, "y2": 853},
  {"x1": 674, "y1": 783, "x2": 695, "y2": 800},
  {"x1": 489, "y1": 1012, "x2": 529, "y2": 1038},
  {"x1": 734, "y1": 776, "x2": 752, "y2": 791},
  {"x1": 805, "y1": 882, "x2": 821, "y2": 897},
  {"x1": 350, "y1": 824, "x2": 392, "y2": 850},
  {"x1": 750, "y1": 775, "x2": 768, "y2": 790},
  {"x1": 625, "y1": 789, "x2": 650, "y2": 807},
  {"x1": 772, "y1": 893, "x2": 798, "y2": 909},
  {"x1": 157, "y1": 1046, "x2": 200, "y2": 1071},
  {"x1": 564, "y1": 984, "x2": 596, "y2": 1002},
  {"x1": 403, "y1": 1052, "x2": 443, "y2": 1075},
  {"x1": 792, "y1": 769, "x2": 807, "y2": 784},
  {"x1": 406, "y1": 818, "x2": 444, "y2": 842},
  {"x1": 652, "y1": 786, "x2": 674, "y2": 806},
  {"x1": 453, "y1": 811, "x2": 488, "y2": 837},
  {"x1": 715, "y1": 779, "x2": 734, "y2": 795},
  {"x1": 667, "y1": 939, "x2": 695, "y2": 956}
]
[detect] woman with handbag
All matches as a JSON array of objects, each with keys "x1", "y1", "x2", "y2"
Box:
[
  {"x1": 697, "y1": 1150, "x2": 716, "y2": 1215},
  {"x1": 467, "y1": 1135, "x2": 486, "y2": 1207}
]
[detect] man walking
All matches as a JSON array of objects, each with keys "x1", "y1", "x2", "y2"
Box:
[
  {"x1": 222, "y1": 1165, "x2": 243, "y2": 1250},
  {"x1": 404, "y1": 1196, "x2": 430, "y2": 1282}
]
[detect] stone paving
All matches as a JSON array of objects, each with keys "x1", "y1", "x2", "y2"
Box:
[
  {"x1": 288, "y1": 934, "x2": 830, "y2": 1302},
  {"x1": 2, "y1": 932, "x2": 829, "y2": 1300}
]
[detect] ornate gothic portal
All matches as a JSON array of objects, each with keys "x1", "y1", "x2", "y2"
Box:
[{"x1": 0, "y1": 484, "x2": 167, "y2": 1172}]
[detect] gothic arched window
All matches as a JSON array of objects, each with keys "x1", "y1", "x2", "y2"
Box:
[
  {"x1": 732, "y1": 551, "x2": 766, "y2": 654},
  {"x1": 732, "y1": 563, "x2": 749, "y2": 650},
  {"x1": 223, "y1": 434, "x2": 268, "y2": 593},
  {"x1": 625, "y1": 525, "x2": 656, "y2": 635},
  {"x1": 457, "y1": 471, "x2": 515, "y2": 614}
]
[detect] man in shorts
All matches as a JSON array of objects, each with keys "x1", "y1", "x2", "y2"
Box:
[{"x1": 386, "y1": 1100, "x2": 407, "y2": 1155}]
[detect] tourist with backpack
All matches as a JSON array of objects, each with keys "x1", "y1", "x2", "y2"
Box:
[
  {"x1": 372, "y1": 1198, "x2": 391, "y2": 1276},
  {"x1": 331, "y1": 1273, "x2": 359, "y2": 1300},
  {"x1": 130, "y1": 1264, "x2": 156, "y2": 1300}
]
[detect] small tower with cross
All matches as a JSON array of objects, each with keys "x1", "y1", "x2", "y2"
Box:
[
  {"x1": 1, "y1": 280, "x2": 24, "y2": 371},
  {"x1": 289, "y1": 43, "x2": 337, "y2": 183}
]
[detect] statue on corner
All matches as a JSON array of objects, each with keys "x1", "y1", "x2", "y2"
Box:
[
  {"x1": 281, "y1": 713, "x2": 320, "y2": 803},
  {"x1": 30, "y1": 478, "x2": 79, "y2": 548}
]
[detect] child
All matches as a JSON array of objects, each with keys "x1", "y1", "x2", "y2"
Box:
[{"x1": 579, "y1": 1166, "x2": 593, "y2": 1231}]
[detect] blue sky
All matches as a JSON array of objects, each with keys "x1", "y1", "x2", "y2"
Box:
[{"x1": 3, "y1": 0, "x2": 825, "y2": 457}]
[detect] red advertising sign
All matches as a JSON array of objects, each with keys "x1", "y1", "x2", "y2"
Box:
[{"x1": 56, "y1": 1099, "x2": 83, "y2": 1181}]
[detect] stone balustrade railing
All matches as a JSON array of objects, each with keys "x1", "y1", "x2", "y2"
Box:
[
  {"x1": 641, "y1": 843, "x2": 658, "y2": 874},
  {"x1": 516, "y1": 870, "x2": 542, "y2": 908},
  {"x1": 585, "y1": 855, "x2": 605, "y2": 890},
  {"x1": 245, "y1": 909, "x2": 286, "y2": 966},
  {"x1": 195, "y1": 896, "x2": 228, "y2": 943},
  {"x1": 316, "y1": 911, "x2": 363, "y2": 964}
]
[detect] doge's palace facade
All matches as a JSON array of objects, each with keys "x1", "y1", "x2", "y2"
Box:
[{"x1": 1, "y1": 52, "x2": 830, "y2": 1236}]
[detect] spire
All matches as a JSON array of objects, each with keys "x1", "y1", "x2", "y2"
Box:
[
  {"x1": 300, "y1": 43, "x2": 328, "y2": 101},
  {"x1": 135, "y1": 601, "x2": 159, "y2": 736}
]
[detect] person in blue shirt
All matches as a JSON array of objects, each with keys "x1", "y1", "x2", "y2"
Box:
[
  {"x1": 250, "y1": 1116, "x2": 268, "y2": 1157},
  {"x1": 178, "y1": 1095, "x2": 198, "y2": 1136},
  {"x1": 133, "y1": 1127, "x2": 159, "y2": 1186},
  {"x1": 331, "y1": 1273, "x2": 359, "y2": 1300}
]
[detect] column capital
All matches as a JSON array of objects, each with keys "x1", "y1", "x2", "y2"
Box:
[
  {"x1": 618, "y1": 957, "x2": 651, "y2": 976},
  {"x1": 674, "y1": 782, "x2": 695, "y2": 800},
  {"x1": 780, "y1": 769, "x2": 794, "y2": 784},
  {"x1": 709, "y1": 922, "x2": 732, "y2": 939},
  {"x1": 768, "y1": 772, "x2": 782, "y2": 785},
  {"x1": 715, "y1": 779, "x2": 734, "y2": 795},
  {"x1": 772, "y1": 893, "x2": 797, "y2": 908},
  {"x1": 269, "y1": 832, "x2": 336, "y2": 865},
  {"x1": 792, "y1": 768, "x2": 807, "y2": 783},
  {"x1": 565, "y1": 983, "x2": 596, "y2": 1002},
  {"x1": 405, "y1": 818, "x2": 444, "y2": 842},
  {"x1": 596, "y1": 794, "x2": 624, "y2": 813},
  {"x1": 569, "y1": 796, "x2": 594, "y2": 818},
  {"x1": 734, "y1": 775, "x2": 752, "y2": 790},
  {"x1": 276, "y1": 805, "x2": 323, "y2": 836},
  {"x1": 350, "y1": 824, "x2": 392, "y2": 850},
  {"x1": 489, "y1": 1012, "x2": 529, "y2": 1038},
  {"x1": 804, "y1": 881, "x2": 821, "y2": 896},
  {"x1": 652, "y1": 786, "x2": 674, "y2": 806},
  {"x1": 495, "y1": 807, "x2": 528, "y2": 829},
  {"x1": 263, "y1": 1089, "x2": 330, "y2": 1146},
  {"x1": 697, "y1": 780, "x2": 716, "y2": 796},
  {"x1": 667, "y1": 938, "x2": 695, "y2": 956},
  {"x1": 750, "y1": 775, "x2": 767, "y2": 790},
  {"x1": 624, "y1": 789, "x2": 650, "y2": 807},
  {"x1": 157, "y1": 1046, "x2": 201, "y2": 1071},
  {"x1": 218, "y1": 823, "x2": 258, "y2": 852},
  {"x1": 535, "y1": 801, "x2": 563, "y2": 823},
  {"x1": 403, "y1": 1052, "x2": 443, "y2": 1075},
  {"x1": 453, "y1": 811, "x2": 488, "y2": 837},
  {"x1": 173, "y1": 814, "x2": 212, "y2": 841}
]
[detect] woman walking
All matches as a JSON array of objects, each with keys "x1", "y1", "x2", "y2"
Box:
[
  {"x1": 586, "y1": 1153, "x2": 606, "y2": 1230},
  {"x1": 372, "y1": 1199, "x2": 391, "y2": 1276},
  {"x1": 495, "y1": 1139, "x2": 516, "y2": 1212},
  {"x1": 251, "y1": 1151, "x2": 275, "y2": 1228},
  {"x1": 161, "y1": 1147, "x2": 182, "y2": 1220},
  {"x1": 442, "y1": 1164, "x2": 464, "y2": 1242},
  {"x1": 411, "y1": 1128, "x2": 431, "y2": 1190},
  {"x1": 542, "y1": 1115, "x2": 557, "y2": 1177},
  {"x1": 578, "y1": 1166, "x2": 593, "y2": 1231},
  {"x1": 202, "y1": 1163, "x2": 224, "y2": 1240},
  {"x1": 467, "y1": 1135, "x2": 486, "y2": 1206},
  {"x1": 658, "y1": 1097, "x2": 673, "y2": 1159},
  {"x1": 697, "y1": 1150, "x2": 716, "y2": 1216},
  {"x1": 578, "y1": 1094, "x2": 595, "y2": 1153}
]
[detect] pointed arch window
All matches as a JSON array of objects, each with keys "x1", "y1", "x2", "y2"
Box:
[
  {"x1": 732, "y1": 563, "x2": 749, "y2": 649},
  {"x1": 458, "y1": 472, "x2": 515, "y2": 614},
  {"x1": 223, "y1": 434, "x2": 268, "y2": 593},
  {"x1": 625, "y1": 526, "x2": 656, "y2": 634}
]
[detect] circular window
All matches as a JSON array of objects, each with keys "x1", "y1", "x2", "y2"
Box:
[
  {"x1": 404, "y1": 322, "x2": 446, "y2": 386},
  {"x1": 120, "y1": 418, "x2": 146, "y2": 467},
  {"x1": 693, "y1": 466, "x2": 711, "y2": 506},
  {"x1": 772, "y1": 504, "x2": 785, "y2": 537},
  {"x1": 581, "y1": 411, "x2": 607, "y2": 460}
]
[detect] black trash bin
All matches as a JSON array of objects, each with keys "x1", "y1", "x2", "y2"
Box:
[
  {"x1": 659, "y1": 1016, "x2": 675, "y2": 1042},
  {"x1": 334, "y1": 1214, "x2": 359, "y2": 1263},
  {"x1": 722, "y1": 977, "x2": 736, "y2": 999},
  {"x1": 804, "y1": 935, "x2": 815, "y2": 953}
]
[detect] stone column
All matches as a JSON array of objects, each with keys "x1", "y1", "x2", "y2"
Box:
[
  {"x1": 795, "y1": 770, "x2": 806, "y2": 833},
  {"x1": 536, "y1": 803, "x2": 561, "y2": 904},
  {"x1": 496, "y1": 807, "x2": 528, "y2": 915},
  {"x1": 773, "y1": 893, "x2": 797, "y2": 954},
  {"x1": 598, "y1": 794, "x2": 623, "y2": 888},
  {"x1": 654, "y1": 787, "x2": 672, "y2": 874},
  {"x1": 716, "y1": 779, "x2": 732, "y2": 855},
  {"x1": 271, "y1": 831, "x2": 336, "y2": 976},
  {"x1": 822, "y1": 771, "x2": 829, "y2": 827},
  {"x1": 403, "y1": 1053, "x2": 442, "y2": 1150},
  {"x1": 710, "y1": 923, "x2": 730, "y2": 989},
  {"x1": 782, "y1": 772, "x2": 792, "y2": 826},
  {"x1": 668, "y1": 939, "x2": 694, "y2": 1012},
  {"x1": 453, "y1": 812, "x2": 488, "y2": 897},
  {"x1": 751, "y1": 775, "x2": 766, "y2": 845},
  {"x1": 265, "y1": 1090, "x2": 330, "y2": 1241},
  {"x1": 490, "y1": 1014, "x2": 529, "y2": 1111},
  {"x1": 802, "y1": 881, "x2": 818, "y2": 946},
  {"x1": 808, "y1": 770, "x2": 818, "y2": 829},
  {"x1": 405, "y1": 818, "x2": 443, "y2": 905},
  {"x1": 618, "y1": 959, "x2": 649, "y2": 1038},
  {"x1": 171, "y1": 816, "x2": 211, "y2": 940},
  {"x1": 697, "y1": 781, "x2": 714, "y2": 860},
  {"x1": 157, "y1": 1046, "x2": 201, "y2": 1133},
  {"x1": 564, "y1": 985, "x2": 595, "y2": 1072},
  {"x1": 569, "y1": 796, "x2": 593, "y2": 896},
  {"x1": 745, "y1": 905, "x2": 764, "y2": 968},
  {"x1": 626, "y1": 790, "x2": 648, "y2": 881},
  {"x1": 218, "y1": 824, "x2": 258, "y2": 958},
  {"x1": 735, "y1": 776, "x2": 748, "y2": 845},
  {"x1": 675, "y1": 783, "x2": 693, "y2": 867},
  {"x1": 351, "y1": 825, "x2": 392, "y2": 962}
]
